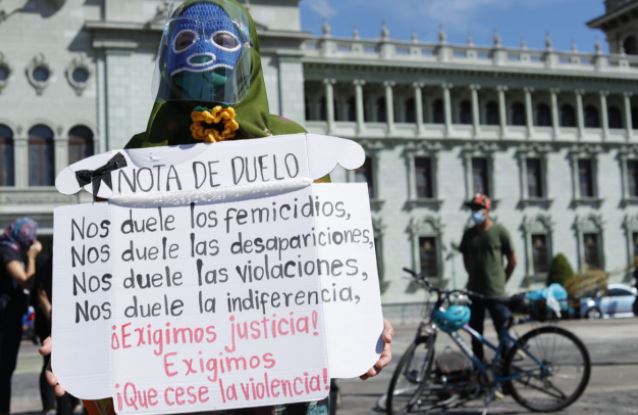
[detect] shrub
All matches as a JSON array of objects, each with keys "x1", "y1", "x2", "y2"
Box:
[{"x1": 546, "y1": 253, "x2": 575, "y2": 287}]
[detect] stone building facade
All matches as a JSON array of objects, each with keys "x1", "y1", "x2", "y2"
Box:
[{"x1": 1, "y1": 0, "x2": 638, "y2": 311}]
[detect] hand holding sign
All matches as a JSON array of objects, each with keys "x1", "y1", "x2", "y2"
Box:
[{"x1": 51, "y1": 134, "x2": 385, "y2": 414}]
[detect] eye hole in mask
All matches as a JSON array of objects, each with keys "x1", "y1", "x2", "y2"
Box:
[
  {"x1": 211, "y1": 30, "x2": 241, "y2": 51},
  {"x1": 173, "y1": 29, "x2": 198, "y2": 53}
]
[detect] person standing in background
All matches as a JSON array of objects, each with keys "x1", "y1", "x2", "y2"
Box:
[
  {"x1": 0, "y1": 218, "x2": 41, "y2": 415},
  {"x1": 459, "y1": 194, "x2": 517, "y2": 362},
  {"x1": 34, "y1": 244, "x2": 79, "y2": 415}
]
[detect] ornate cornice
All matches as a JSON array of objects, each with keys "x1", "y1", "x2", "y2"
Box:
[
  {"x1": 461, "y1": 141, "x2": 501, "y2": 155},
  {"x1": 402, "y1": 140, "x2": 443, "y2": 154},
  {"x1": 408, "y1": 215, "x2": 444, "y2": 235},
  {"x1": 522, "y1": 214, "x2": 554, "y2": 232},
  {"x1": 569, "y1": 143, "x2": 604, "y2": 157},
  {"x1": 574, "y1": 213, "x2": 605, "y2": 231}
]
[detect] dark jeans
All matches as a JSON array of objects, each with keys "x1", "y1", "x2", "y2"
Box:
[
  {"x1": 469, "y1": 295, "x2": 512, "y2": 362},
  {"x1": 40, "y1": 355, "x2": 56, "y2": 412},
  {"x1": 40, "y1": 355, "x2": 78, "y2": 415},
  {"x1": 0, "y1": 304, "x2": 23, "y2": 413}
]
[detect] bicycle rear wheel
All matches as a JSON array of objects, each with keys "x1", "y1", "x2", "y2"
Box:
[
  {"x1": 386, "y1": 336, "x2": 436, "y2": 415},
  {"x1": 504, "y1": 325, "x2": 591, "y2": 412}
]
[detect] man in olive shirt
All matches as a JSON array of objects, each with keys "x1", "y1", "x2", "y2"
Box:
[{"x1": 459, "y1": 194, "x2": 517, "y2": 361}]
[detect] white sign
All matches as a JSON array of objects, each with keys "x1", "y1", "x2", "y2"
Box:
[{"x1": 52, "y1": 134, "x2": 384, "y2": 414}]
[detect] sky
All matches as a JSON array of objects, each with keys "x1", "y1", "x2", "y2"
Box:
[{"x1": 299, "y1": 0, "x2": 608, "y2": 53}]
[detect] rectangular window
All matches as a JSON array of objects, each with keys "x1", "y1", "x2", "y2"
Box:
[
  {"x1": 627, "y1": 160, "x2": 638, "y2": 198},
  {"x1": 414, "y1": 157, "x2": 434, "y2": 199},
  {"x1": 578, "y1": 159, "x2": 595, "y2": 198},
  {"x1": 354, "y1": 157, "x2": 374, "y2": 199},
  {"x1": 526, "y1": 158, "x2": 544, "y2": 198},
  {"x1": 633, "y1": 232, "x2": 638, "y2": 263},
  {"x1": 583, "y1": 233, "x2": 601, "y2": 269},
  {"x1": 472, "y1": 157, "x2": 490, "y2": 196},
  {"x1": 432, "y1": 99, "x2": 444, "y2": 124},
  {"x1": 419, "y1": 236, "x2": 439, "y2": 277},
  {"x1": 531, "y1": 234, "x2": 550, "y2": 274}
]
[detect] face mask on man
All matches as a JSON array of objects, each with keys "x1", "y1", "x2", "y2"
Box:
[{"x1": 471, "y1": 210, "x2": 485, "y2": 225}]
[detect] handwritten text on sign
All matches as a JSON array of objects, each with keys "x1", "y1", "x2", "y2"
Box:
[{"x1": 52, "y1": 183, "x2": 382, "y2": 414}]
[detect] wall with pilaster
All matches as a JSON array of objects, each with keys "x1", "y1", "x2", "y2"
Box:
[
  {"x1": 261, "y1": 53, "x2": 281, "y2": 115},
  {"x1": 277, "y1": 55, "x2": 306, "y2": 124},
  {"x1": 303, "y1": 48, "x2": 638, "y2": 303},
  {"x1": 104, "y1": 50, "x2": 156, "y2": 150},
  {"x1": 0, "y1": 0, "x2": 101, "y2": 227}
]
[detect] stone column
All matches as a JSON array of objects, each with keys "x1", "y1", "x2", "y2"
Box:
[
  {"x1": 497, "y1": 85, "x2": 508, "y2": 138},
  {"x1": 354, "y1": 79, "x2": 366, "y2": 134},
  {"x1": 470, "y1": 84, "x2": 481, "y2": 137},
  {"x1": 324, "y1": 78, "x2": 336, "y2": 134},
  {"x1": 442, "y1": 83, "x2": 453, "y2": 136},
  {"x1": 413, "y1": 82, "x2": 424, "y2": 135},
  {"x1": 624, "y1": 92, "x2": 633, "y2": 140},
  {"x1": 576, "y1": 89, "x2": 585, "y2": 140},
  {"x1": 550, "y1": 88, "x2": 560, "y2": 139},
  {"x1": 524, "y1": 87, "x2": 534, "y2": 137},
  {"x1": 619, "y1": 150, "x2": 630, "y2": 200},
  {"x1": 384, "y1": 81, "x2": 395, "y2": 134},
  {"x1": 600, "y1": 91, "x2": 609, "y2": 140},
  {"x1": 13, "y1": 136, "x2": 28, "y2": 188}
]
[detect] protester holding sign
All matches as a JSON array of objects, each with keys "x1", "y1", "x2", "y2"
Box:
[
  {"x1": 0, "y1": 217, "x2": 41, "y2": 415},
  {"x1": 41, "y1": 1, "x2": 392, "y2": 414}
]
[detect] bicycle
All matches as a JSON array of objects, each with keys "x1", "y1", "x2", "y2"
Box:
[{"x1": 383, "y1": 268, "x2": 591, "y2": 414}]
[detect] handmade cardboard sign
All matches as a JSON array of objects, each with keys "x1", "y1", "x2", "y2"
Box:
[{"x1": 52, "y1": 134, "x2": 384, "y2": 414}]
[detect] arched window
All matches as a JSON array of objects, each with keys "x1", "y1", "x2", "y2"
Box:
[
  {"x1": 584, "y1": 105, "x2": 600, "y2": 128},
  {"x1": 485, "y1": 101, "x2": 499, "y2": 125},
  {"x1": 28, "y1": 124, "x2": 55, "y2": 186},
  {"x1": 459, "y1": 100, "x2": 472, "y2": 125},
  {"x1": 0, "y1": 124, "x2": 14, "y2": 186},
  {"x1": 511, "y1": 101, "x2": 526, "y2": 126},
  {"x1": 561, "y1": 104, "x2": 576, "y2": 127},
  {"x1": 624, "y1": 35, "x2": 638, "y2": 55},
  {"x1": 376, "y1": 97, "x2": 387, "y2": 122},
  {"x1": 536, "y1": 103, "x2": 551, "y2": 127},
  {"x1": 608, "y1": 105, "x2": 623, "y2": 129},
  {"x1": 432, "y1": 99, "x2": 444, "y2": 124},
  {"x1": 405, "y1": 98, "x2": 416, "y2": 123},
  {"x1": 68, "y1": 125, "x2": 94, "y2": 165},
  {"x1": 346, "y1": 96, "x2": 356, "y2": 122}
]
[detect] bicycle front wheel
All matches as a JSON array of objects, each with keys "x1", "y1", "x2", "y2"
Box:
[
  {"x1": 505, "y1": 325, "x2": 591, "y2": 412},
  {"x1": 386, "y1": 335, "x2": 435, "y2": 415}
]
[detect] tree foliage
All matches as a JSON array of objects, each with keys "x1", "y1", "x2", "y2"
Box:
[{"x1": 546, "y1": 253, "x2": 575, "y2": 286}]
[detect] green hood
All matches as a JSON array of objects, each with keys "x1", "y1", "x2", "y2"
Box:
[{"x1": 125, "y1": 0, "x2": 305, "y2": 149}]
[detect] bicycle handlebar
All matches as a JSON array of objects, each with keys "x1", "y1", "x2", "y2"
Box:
[{"x1": 402, "y1": 267, "x2": 484, "y2": 306}]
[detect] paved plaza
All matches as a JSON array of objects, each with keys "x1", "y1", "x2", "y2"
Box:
[{"x1": 9, "y1": 318, "x2": 638, "y2": 414}]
